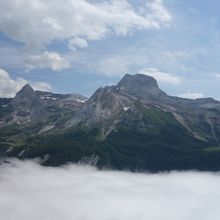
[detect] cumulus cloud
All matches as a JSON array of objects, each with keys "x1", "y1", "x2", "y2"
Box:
[
  {"x1": 96, "y1": 56, "x2": 131, "y2": 76},
  {"x1": 0, "y1": 0, "x2": 171, "y2": 48},
  {"x1": 139, "y1": 67, "x2": 183, "y2": 84},
  {"x1": 0, "y1": 69, "x2": 52, "y2": 98},
  {"x1": 178, "y1": 92, "x2": 204, "y2": 99},
  {"x1": 31, "y1": 82, "x2": 52, "y2": 92},
  {"x1": 0, "y1": 0, "x2": 172, "y2": 71},
  {"x1": 0, "y1": 159, "x2": 220, "y2": 220},
  {"x1": 147, "y1": 0, "x2": 172, "y2": 24},
  {"x1": 0, "y1": 69, "x2": 27, "y2": 98},
  {"x1": 68, "y1": 37, "x2": 88, "y2": 50},
  {"x1": 25, "y1": 51, "x2": 70, "y2": 71}
]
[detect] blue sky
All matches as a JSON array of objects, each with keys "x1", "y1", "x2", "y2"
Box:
[{"x1": 0, "y1": 0, "x2": 220, "y2": 100}]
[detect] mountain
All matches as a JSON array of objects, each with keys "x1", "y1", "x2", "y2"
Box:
[
  {"x1": 1, "y1": 74, "x2": 220, "y2": 172},
  {"x1": 0, "y1": 84, "x2": 87, "y2": 125},
  {"x1": 11, "y1": 84, "x2": 46, "y2": 122},
  {"x1": 117, "y1": 74, "x2": 166, "y2": 98}
]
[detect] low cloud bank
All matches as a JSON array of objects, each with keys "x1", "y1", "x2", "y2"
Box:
[{"x1": 0, "y1": 159, "x2": 220, "y2": 220}]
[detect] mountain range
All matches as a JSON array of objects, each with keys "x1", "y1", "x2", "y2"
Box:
[{"x1": 1, "y1": 74, "x2": 220, "y2": 171}]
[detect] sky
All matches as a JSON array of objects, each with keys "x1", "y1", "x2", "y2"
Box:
[
  {"x1": 1, "y1": 158, "x2": 220, "y2": 220},
  {"x1": 0, "y1": 0, "x2": 220, "y2": 99}
]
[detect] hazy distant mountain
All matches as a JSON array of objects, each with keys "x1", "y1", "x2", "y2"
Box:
[{"x1": 1, "y1": 74, "x2": 220, "y2": 171}]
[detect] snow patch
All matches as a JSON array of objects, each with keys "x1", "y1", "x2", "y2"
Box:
[
  {"x1": 123, "y1": 106, "x2": 130, "y2": 111},
  {"x1": 39, "y1": 125, "x2": 55, "y2": 134},
  {"x1": 75, "y1": 99, "x2": 87, "y2": 103},
  {"x1": 18, "y1": 150, "x2": 25, "y2": 157},
  {"x1": 6, "y1": 147, "x2": 13, "y2": 153},
  {"x1": 40, "y1": 96, "x2": 57, "y2": 100}
]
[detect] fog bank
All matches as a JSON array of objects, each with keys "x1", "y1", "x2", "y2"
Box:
[{"x1": 0, "y1": 159, "x2": 220, "y2": 220}]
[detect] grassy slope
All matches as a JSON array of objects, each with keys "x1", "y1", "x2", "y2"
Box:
[{"x1": 2, "y1": 105, "x2": 220, "y2": 171}]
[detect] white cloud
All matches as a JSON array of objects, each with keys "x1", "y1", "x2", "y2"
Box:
[
  {"x1": 0, "y1": 159, "x2": 220, "y2": 220},
  {"x1": 25, "y1": 51, "x2": 70, "y2": 71},
  {"x1": 68, "y1": 37, "x2": 88, "y2": 50},
  {"x1": 0, "y1": 0, "x2": 172, "y2": 71},
  {"x1": 147, "y1": 0, "x2": 172, "y2": 24},
  {"x1": 0, "y1": 0, "x2": 171, "y2": 48},
  {"x1": 42, "y1": 17, "x2": 63, "y2": 32},
  {"x1": 0, "y1": 69, "x2": 27, "y2": 98},
  {"x1": 178, "y1": 92, "x2": 204, "y2": 99},
  {"x1": 139, "y1": 67, "x2": 182, "y2": 84},
  {"x1": 97, "y1": 56, "x2": 131, "y2": 76},
  {"x1": 31, "y1": 82, "x2": 52, "y2": 92},
  {"x1": 0, "y1": 69, "x2": 52, "y2": 98}
]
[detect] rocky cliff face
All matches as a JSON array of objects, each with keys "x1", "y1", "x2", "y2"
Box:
[
  {"x1": 66, "y1": 74, "x2": 164, "y2": 128},
  {"x1": 11, "y1": 84, "x2": 45, "y2": 122},
  {"x1": 64, "y1": 74, "x2": 220, "y2": 146},
  {"x1": 117, "y1": 74, "x2": 166, "y2": 99}
]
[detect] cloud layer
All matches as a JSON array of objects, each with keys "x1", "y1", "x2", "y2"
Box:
[
  {"x1": 139, "y1": 67, "x2": 182, "y2": 84},
  {"x1": 0, "y1": 159, "x2": 220, "y2": 220},
  {"x1": 25, "y1": 51, "x2": 70, "y2": 71},
  {"x1": 0, "y1": 0, "x2": 171, "y2": 71},
  {"x1": 0, "y1": 0, "x2": 171, "y2": 48},
  {"x1": 178, "y1": 92, "x2": 204, "y2": 99}
]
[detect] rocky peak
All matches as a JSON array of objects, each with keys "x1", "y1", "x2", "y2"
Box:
[
  {"x1": 117, "y1": 74, "x2": 166, "y2": 99},
  {"x1": 12, "y1": 84, "x2": 42, "y2": 111},
  {"x1": 15, "y1": 84, "x2": 35, "y2": 100}
]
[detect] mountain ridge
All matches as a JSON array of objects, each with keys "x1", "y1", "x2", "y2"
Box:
[{"x1": 1, "y1": 73, "x2": 220, "y2": 172}]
